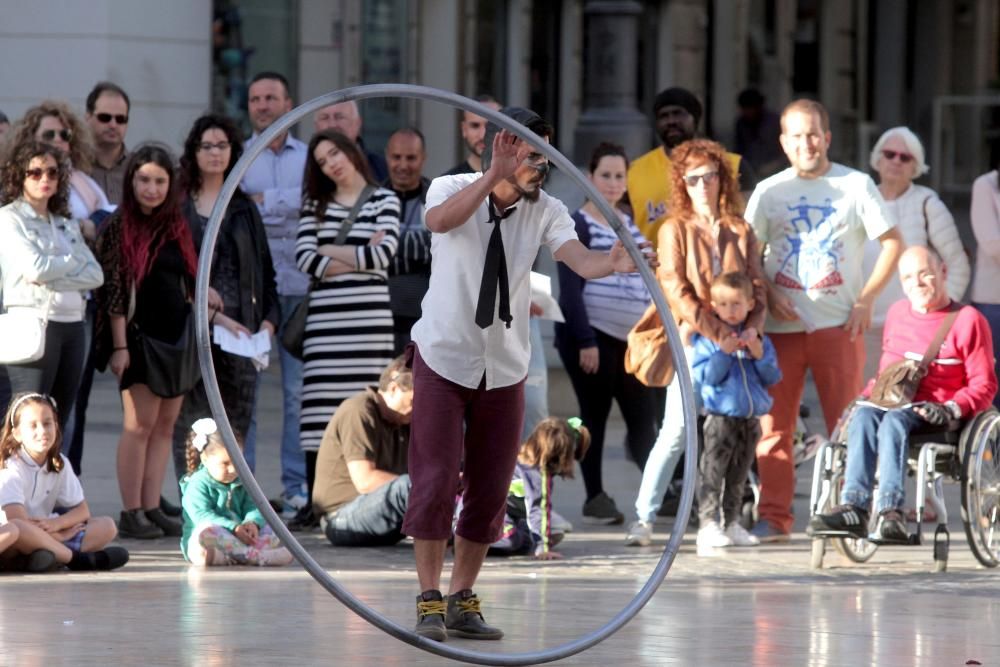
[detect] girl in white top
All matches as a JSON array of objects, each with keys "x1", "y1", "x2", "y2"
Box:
[{"x1": 0, "y1": 393, "x2": 128, "y2": 571}]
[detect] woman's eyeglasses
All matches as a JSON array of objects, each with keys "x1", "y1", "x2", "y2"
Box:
[
  {"x1": 95, "y1": 113, "x2": 129, "y2": 125},
  {"x1": 198, "y1": 142, "x2": 231, "y2": 153},
  {"x1": 683, "y1": 171, "x2": 719, "y2": 187},
  {"x1": 26, "y1": 167, "x2": 60, "y2": 181},
  {"x1": 39, "y1": 129, "x2": 72, "y2": 143},
  {"x1": 881, "y1": 149, "x2": 914, "y2": 164}
]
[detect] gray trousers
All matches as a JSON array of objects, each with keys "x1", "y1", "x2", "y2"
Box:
[{"x1": 698, "y1": 414, "x2": 761, "y2": 526}]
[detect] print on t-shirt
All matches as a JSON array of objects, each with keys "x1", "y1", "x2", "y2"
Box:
[{"x1": 773, "y1": 195, "x2": 844, "y2": 293}]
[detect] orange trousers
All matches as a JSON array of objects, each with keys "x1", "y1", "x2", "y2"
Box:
[{"x1": 756, "y1": 327, "x2": 865, "y2": 534}]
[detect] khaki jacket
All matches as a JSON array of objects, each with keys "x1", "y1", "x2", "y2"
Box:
[{"x1": 656, "y1": 214, "x2": 766, "y2": 343}]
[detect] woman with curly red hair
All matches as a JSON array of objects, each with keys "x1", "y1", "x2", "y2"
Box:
[
  {"x1": 625, "y1": 139, "x2": 767, "y2": 548},
  {"x1": 93, "y1": 143, "x2": 205, "y2": 540}
]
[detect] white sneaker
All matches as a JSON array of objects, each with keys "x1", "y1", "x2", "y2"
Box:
[
  {"x1": 624, "y1": 520, "x2": 653, "y2": 547},
  {"x1": 551, "y1": 510, "x2": 573, "y2": 534},
  {"x1": 724, "y1": 522, "x2": 760, "y2": 546},
  {"x1": 696, "y1": 520, "x2": 733, "y2": 549}
]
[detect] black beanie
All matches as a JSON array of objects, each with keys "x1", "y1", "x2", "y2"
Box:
[
  {"x1": 481, "y1": 106, "x2": 546, "y2": 170},
  {"x1": 653, "y1": 87, "x2": 702, "y2": 126}
]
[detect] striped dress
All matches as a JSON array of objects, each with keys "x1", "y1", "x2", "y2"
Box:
[{"x1": 295, "y1": 187, "x2": 401, "y2": 452}]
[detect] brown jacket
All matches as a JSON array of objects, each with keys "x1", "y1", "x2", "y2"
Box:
[{"x1": 656, "y1": 214, "x2": 767, "y2": 343}]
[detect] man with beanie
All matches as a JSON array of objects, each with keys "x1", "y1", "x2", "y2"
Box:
[
  {"x1": 404, "y1": 107, "x2": 655, "y2": 642},
  {"x1": 628, "y1": 86, "x2": 755, "y2": 243}
]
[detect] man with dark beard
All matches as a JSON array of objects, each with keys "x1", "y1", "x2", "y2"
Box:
[
  {"x1": 404, "y1": 107, "x2": 656, "y2": 642},
  {"x1": 627, "y1": 87, "x2": 756, "y2": 244},
  {"x1": 442, "y1": 95, "x2": 502, "y2": 176}
]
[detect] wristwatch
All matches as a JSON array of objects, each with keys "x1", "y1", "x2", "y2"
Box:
[{"x1": 944, "y1": 400, "x2": 962, "y2": 420}]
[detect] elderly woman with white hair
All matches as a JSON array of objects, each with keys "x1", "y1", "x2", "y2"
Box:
[{"x1": 861, "y1": 126, "x2": 970, "y2": 376}]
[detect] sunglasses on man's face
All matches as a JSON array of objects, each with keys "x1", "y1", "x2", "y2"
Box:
[
  {"x1": 39, "y1": 129, "x2": 72, "y2": 143},
  {"x1": 26, "y1": 167, "x2": 59, "y2": 181},
  {"x1": 95, "y1": 113, "x2": 129, "y2": 125},
  {"x1": 881, "y1": 149, "x2": 914, "y2": 164}
]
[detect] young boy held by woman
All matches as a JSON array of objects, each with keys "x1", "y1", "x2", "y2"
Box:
[{"x1": 691, "y1": 272, "x2": 781, "y2": 556}]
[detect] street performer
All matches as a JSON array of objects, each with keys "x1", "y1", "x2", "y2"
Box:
[{"x1": 403, "y1": 106, "x2": 656, "y2": 642}]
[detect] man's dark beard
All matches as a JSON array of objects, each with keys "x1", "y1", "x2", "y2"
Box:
[
  {"x1": 507, "y1": 176, "x2": 542, "y2": 202},
  {"x1": 660, "y1": 128, "x2": 692, "y2": 150}
]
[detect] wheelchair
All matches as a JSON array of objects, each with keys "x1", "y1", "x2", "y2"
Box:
[{"x1": 807, "y1": 402, "x2": 1000, "y2": 572}]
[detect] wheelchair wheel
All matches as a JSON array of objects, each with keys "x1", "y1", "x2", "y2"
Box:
[{"x1": 960, "y1": 409, "x2": 1000, "y2": 568}]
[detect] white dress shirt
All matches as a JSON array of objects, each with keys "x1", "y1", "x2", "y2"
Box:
[{"x1": 411, "y1": 174, "x2": 577, "y2": 389}]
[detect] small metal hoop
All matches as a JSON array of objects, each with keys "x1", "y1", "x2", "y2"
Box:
[{"x1": 196, "y1": 84, "x2": 697, "y2": 666}]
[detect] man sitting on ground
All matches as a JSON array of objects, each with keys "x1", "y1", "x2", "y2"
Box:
[
  {"x1": 313, "y1": 357, "x2": 413, "y2": 546},
  {"x1": 810, "y1": 246, "x2": 996, "y2": 542}
]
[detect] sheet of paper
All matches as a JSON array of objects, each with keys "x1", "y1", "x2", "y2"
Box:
[
  {"x1": 213, "y1": 326, "x2": 272, "y2": 370},
  {"x1": 530, "y1": 271, "x2": 565, "y2": 323}
]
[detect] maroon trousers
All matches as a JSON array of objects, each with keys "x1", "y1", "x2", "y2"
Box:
[{"x1": 402, "y1": 346, "x2": 525, "y2": 543}]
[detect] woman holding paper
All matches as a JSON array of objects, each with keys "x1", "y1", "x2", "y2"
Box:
[
  {"x1": 171, "y1": 113, "x2": 279, "y2": 480},
  {"x1": 555, "y1": 142, "x2": 657, "y2": 525}
]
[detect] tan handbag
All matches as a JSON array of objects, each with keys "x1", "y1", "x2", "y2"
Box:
[{"x1": 624, "y1": 303, "x2": 674, "y2": 387}]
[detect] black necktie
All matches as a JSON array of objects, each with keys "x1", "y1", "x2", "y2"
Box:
[{"x1": 475, "y1": 199, "x2": 513, "y2": 329}]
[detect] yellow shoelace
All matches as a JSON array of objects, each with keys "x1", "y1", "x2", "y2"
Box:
[
  {"x1": 417, "y1": 599, "x2": 447, "y2": 618},
  {"x1": 455, "y1": 596, "x2": 482, "y2": 615}
]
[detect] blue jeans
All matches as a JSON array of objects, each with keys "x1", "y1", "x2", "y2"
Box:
[
  {"x1": 973, "y1": 302, "x2": 1000, "y2": 409},
  {"x1": 841, "y1": 405, "x2": 923, "y2": 513},
  {"x1": 522, "y1": 317, "x2": 549, "y2": 441},
  {"x1": 633, "y1": 345, "x2": 700, "y2": 523},
  {"x1": 260, "y1": 295, "x2": 307, "y2": 498},
  {"x1": 323, "y1": 474, "x2": 410, "y2": 546}
]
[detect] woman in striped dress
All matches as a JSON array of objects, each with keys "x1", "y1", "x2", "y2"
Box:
[
  {"x1": 294, "y1": 130, "x2": 400, "y2": 528},
  {"x1": 555, "y1": 142, "x2": 658, "y2": 525}
]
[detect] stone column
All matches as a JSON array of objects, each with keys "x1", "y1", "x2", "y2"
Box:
[{"x1": 572, "y1": 0, "x2": 650, "y2": 164}]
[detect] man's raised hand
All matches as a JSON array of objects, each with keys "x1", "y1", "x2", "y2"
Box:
[{"x1": 487, "y1": 130, "x2": 532, "y2": 181}]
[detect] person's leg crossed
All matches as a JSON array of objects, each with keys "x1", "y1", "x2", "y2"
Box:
[{"x1": 327, "y1": 475, "x2": 412, "y2": 546}]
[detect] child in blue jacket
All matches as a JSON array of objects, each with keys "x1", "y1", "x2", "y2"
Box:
[{"x1": 691, "y1": 272, "x2": 781, "y2": 555}]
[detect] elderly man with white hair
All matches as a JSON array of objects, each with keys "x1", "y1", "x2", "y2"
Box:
[
  {"x1": 861, "y1": 127, "x2": 970, "y2": 375},
  {"x1": 314, "y1": 100, "x2": 388, "y2": 182}
]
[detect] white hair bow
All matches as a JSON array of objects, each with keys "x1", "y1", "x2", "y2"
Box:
[{"x1": 191, "y1": 417, "x2": 218, "y2": 452}]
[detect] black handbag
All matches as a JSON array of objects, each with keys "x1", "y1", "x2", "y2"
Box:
[
  {"x1": 134, "y1": 312, "x2": 200, "y2": 398},
  {"x1": 281, "y1": 186, "x2": 376, "y2": 359}
]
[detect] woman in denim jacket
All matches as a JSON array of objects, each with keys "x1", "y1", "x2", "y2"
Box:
[{"x1": 0, "y1": 140, "x2": 103, "y2": 428}]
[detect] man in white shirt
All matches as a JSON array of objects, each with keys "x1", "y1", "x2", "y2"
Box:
[
  {"x1": 404, "y1": 107, "x2": 654, "y2": 642},
  {"x1": 745, "y1": 99, "x2": 903, "y2": 542}
]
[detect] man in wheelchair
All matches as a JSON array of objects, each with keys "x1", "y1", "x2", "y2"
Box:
[{"x1": 809, "y1": 246, "x2": 997, "y2": 543}]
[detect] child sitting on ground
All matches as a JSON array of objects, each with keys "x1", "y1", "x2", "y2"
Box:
[
  {"x1": 181, "y1": 418, "x2": 293, "y2": 567},
  {"x1": 0, "y1": 393, "x2": 129, "y2": 572},
  {"x1": 488, "y1": 417, "x2": 591, "y2": 560},
  {"x1": 691, "y1": 272, "x2": 781, "y2": 556}
]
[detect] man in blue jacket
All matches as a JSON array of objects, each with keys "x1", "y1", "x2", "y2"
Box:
[{"x1": 691, "y1": 272, "x2": 782, "y2": 555}]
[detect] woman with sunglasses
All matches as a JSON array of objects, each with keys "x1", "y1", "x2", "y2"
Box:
[
  {"x1": 555, "y1": 142, "x2": 658, "y2": 525},
  {"x1": 168, "y1": 114, "x2": 278, "y2": 481},
  {"x1": 93, "y1": 144, "x2": 204, "y2": 540},
  {"x1": 3, "y1": 101, "x2": 110, "y2": 240},
  {"x1": 861, "y1": 127, "x2": 970, "y2": 377},
  {"x1": 287, "y1": 129, "x2": 400, "y2": 531},
  {"x1": 624, "y1": 138, "x2": 767, "y2": 548},
  {"x1": 0, "y1": 140, "x2": 103, "y2": 430}
]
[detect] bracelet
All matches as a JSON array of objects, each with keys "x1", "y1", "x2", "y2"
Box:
[
  {"x1": 211, "y1": 309, "x2": 218, "y2": 324},
  {"x1": 113, "y1": 346, "x2": 128, "y2": 351}
]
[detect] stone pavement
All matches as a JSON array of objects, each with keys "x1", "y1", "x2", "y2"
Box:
[{"x1": 2, "y1": 366, "x2": 999, "y2": 666}]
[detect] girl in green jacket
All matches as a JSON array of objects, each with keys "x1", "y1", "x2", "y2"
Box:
[{"x1": 180, "y1": 418, "x2": 292, "y2": 566}]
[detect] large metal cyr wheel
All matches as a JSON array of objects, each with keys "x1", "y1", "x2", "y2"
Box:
[
  {"x1": 960, "y1": 408, "x2": 1000, "y2": 567},
  {"x1": 195, "y1": 84, "x2": 699, "y2": 666}
]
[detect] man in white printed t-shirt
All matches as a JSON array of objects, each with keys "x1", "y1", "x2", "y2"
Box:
[
  {"x1": 744, "y1": 99, "x2": 903, "y2": 543},
  {"x1": 402, "y1": 107, "x2": 656, "y2": 642}
]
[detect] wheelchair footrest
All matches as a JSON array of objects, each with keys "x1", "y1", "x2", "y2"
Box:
[
  {"x1": 807, "y1": 528, "x2": 867, "y2": 540},
  {"x1": 868, "y1": 533, "x2": 921, "y2": 546}
]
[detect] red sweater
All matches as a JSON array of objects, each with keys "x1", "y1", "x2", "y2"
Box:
[{"x1": 862, "y1": 300, "x2": 997, "y2": 417}]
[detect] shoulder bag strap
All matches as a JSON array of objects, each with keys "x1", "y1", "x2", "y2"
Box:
[
  {"x1": 334, "y1": 185, "x2": 377, "y2": 245},
  {"x1": 918, "y1": 305, "x2": 960, "y2": 371},
  {"x1": 921, "y1": 195, "x2": 935, "y2": 255}
]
